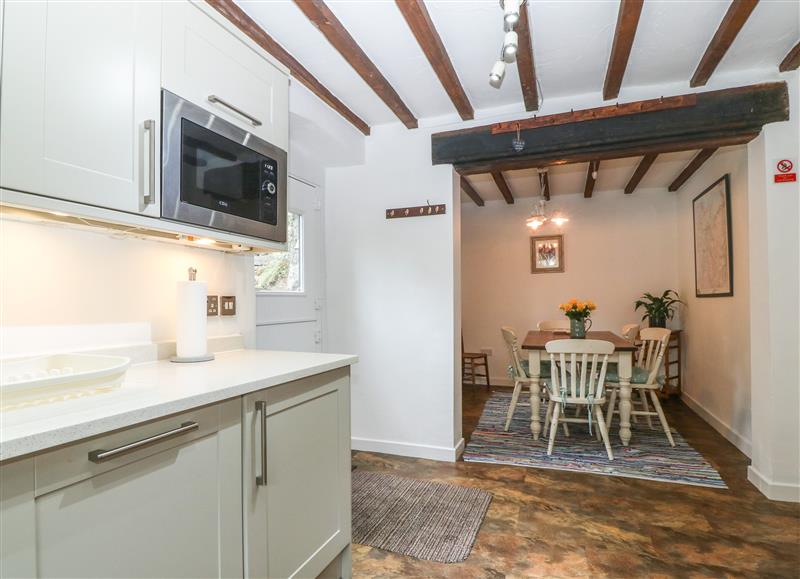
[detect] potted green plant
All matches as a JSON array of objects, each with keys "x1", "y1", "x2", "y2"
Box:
[{"x1": 634, "y1": 290, "x2": 683, "y2": 328}]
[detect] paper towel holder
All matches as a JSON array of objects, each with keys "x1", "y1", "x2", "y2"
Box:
[{"x1": 171, "y1": 266, "x2": 215, "y2": 364}]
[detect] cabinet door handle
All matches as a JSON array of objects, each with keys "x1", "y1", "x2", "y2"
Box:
[
  {"x1": 143, "y1": 119, "x2": 156, "y2": 205},
  {"x1": 207, "y1": 95, "x2": 263, "y2": 127},
  {"x1": 88, "y1": 422, "x2": 198, "y2": 463},
  {"x1": 255, "y1": 401, "x2": 267, "y2": 486}
]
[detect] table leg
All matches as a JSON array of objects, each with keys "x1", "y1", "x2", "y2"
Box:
[
  {"x1": 618, "y1": 351, "x2": 633, "y2": 447},
  {"x1": 528, "y1": 350, "x2": 541, "y2": 440}
]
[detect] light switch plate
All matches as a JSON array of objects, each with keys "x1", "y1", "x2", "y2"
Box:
[
  {"x1": 207, "y1": 296, "x2": 219, "y2": 316},
  {"x1": 220, "y1": 296, "x2": 236, "y2": 316}
]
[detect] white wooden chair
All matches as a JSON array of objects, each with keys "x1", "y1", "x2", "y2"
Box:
[
  {"x1": 501, "y1": 326, "x2": 567, "y2": 436},
  {"x1": 545, "y1": 339, "x2": 615, "y2": 459},
  {"x1": 621, "y1": 323, "x2": 640, "y2": 343},
  {"x1": 605, "y1": 327, "x2": 675, "y2": 447},
  {"x1": 538, "y1": 319, "x2": 570, "y2": 332}
]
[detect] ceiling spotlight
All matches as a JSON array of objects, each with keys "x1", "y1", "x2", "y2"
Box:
[
  {"x1": 501, "y1": 0, "x2": 520, "y2": 30},
  {"x1": 489, "y1": 60, "x2": 506, "y2": 89},
  {"x1": 502, "y1": 31, "x2": 518, "y2": 63}
]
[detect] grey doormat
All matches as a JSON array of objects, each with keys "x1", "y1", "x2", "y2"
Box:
[{"x1": 352, "y1": 470, "x2": 492, "y2": 563}]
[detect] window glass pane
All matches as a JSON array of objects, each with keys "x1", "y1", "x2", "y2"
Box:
[{"x1": 254, "y1": 212, "x2": 302, "y2": 292}]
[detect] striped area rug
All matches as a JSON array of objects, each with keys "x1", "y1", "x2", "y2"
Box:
[
  {"x1": 352, "y1": 470, "x2": 492, "y2": 563},
  {"x1": 463, "y1": 391, "x2": 727, "y2": 489}
]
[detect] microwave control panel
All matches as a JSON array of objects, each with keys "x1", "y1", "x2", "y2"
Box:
[{"x1": 260, "y1": 159, "x2": 279, "y2": 226}]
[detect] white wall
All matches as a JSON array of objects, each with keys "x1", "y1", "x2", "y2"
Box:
[
  {"x1": 0, "y1": 218, "x2": 254, "y2": 355},
  {"x1": 462, "y1": 189, "x2": 679, "y2": 382},
  {"x1": 746, "y1": 72, "x2": 800, "y2": 502},
  {"x1": 325, "y1": 123, "x2": 462, "y2": 461},
  {"x1": 674, "y1": 147, "x2": 752, "y2": 455}
]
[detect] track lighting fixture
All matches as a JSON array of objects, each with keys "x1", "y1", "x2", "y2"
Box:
[
  {"x1": 501, "y1": 0, "x2": 520, "y2": 30},
  {"x1": 489, "y1": 60, "x2": 506, "y2": 89},
  {"x1": 502, "y1": 30, "x2": 518, "y2": 63}
]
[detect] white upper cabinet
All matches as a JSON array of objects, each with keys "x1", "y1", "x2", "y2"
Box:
[
  {"x1": 0, "y1": 1, "x2": 162, "y2": 216},
  {"x1": 162, "y1": 1, "x2": 289, "y2": 152}
]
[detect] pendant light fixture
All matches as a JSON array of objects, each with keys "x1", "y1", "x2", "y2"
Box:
[{"x1": 525, "y1": 171, "x2": 569, "y2": 230}]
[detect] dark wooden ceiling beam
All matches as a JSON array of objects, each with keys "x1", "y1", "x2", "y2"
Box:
[
  {"x1": 207, "y1": 0, "x2": 370, "y2": 135},
  {"x1": 431, "y1": 82, "x2": 788, "y2": 174},
  {"x1": 625, "y1": 153, "x2": 658, "y2": 194},
  {"x1": 603, "y1": 0, "x2": 644, "y2": 100},
  {"x1": 294, "y1": 0, "x2": 418, "y2": 128},
  {"x1": 584, "y1": 161, "x2": 600, "y2": 198},
  {"x1": 690, "y1": 0, "x2": 759, "y2": 87},
  {"x1": 516, "y1": 3, "x2": 539, "y2": 111},
  {"x1": 460, "y1": 176, "x2": 484, "y2": 206},
  {"x1": 457, "y1": 133, "x2": 756, "y2": 175},
  {"x1": 396, "y1": 0, "x2": 473, "y2": 120},
  {"x1": 491, "y1": 171, "x2": 515, "y2": 204},
  {"x1": 779, "y1": 41, "x2": 800, "y2": 72},
  {"x1": 668, "y1": 149, "x2": 718, "y2": 191}
]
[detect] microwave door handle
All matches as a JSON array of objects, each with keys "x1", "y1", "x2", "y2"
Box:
[{"x1": 207, "y1": 95, "x2": 263, "y2": 127}]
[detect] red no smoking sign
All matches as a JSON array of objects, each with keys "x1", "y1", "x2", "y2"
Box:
[{"x1": 774, "y1": 158, "x2": 797, "y2": 183}]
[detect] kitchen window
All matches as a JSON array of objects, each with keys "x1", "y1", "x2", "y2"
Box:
[{"x1": 254, "y1": 212, "x2": 303, "y2": 292}]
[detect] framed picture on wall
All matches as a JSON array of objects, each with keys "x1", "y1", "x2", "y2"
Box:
[
  {"x1": 693, "y1": 175, "x2": 733, "y2": 297},
  {"x1": 530, "y1": 235, "x2": 564, "y2": 274}
]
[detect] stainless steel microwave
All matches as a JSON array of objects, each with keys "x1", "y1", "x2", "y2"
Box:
[{"x1": 161, "y1": 90, "x2": 287, "y2": 243}]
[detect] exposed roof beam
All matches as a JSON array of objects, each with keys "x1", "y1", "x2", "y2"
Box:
[
  {"x1": 584, "y1": 161, "x2": 600, "y2": 198},
  {"x1": 668, "y1": 149, "x2": 718, "y2": 191},
  {"x1": 779, "y1": 41, "x2": 800, "y2": 72},
  {"x1": 516, "y1": 3, "x2": 539, "y2": 111},
  {"x1": 492, "y1": 94, "x2": 696, "y2": 134},
  {"x1": 460, "y1": 176, "x2": 484, "y2": 206},
  {"x1": 431, "y1": 83, "x2": 788, "y2": 174},
  {"x1": 539, "y1": 171, "x2": 551, "y2": 201},
  {"x1": 207, "y1": 0, "x2": 370, "y2": 135},
  {"x1": 690, "y1": 0, "x2": 759, "y2": 88},
  {"x1": 603, "y1": 0, "x2": 644, "y2": 101},
  {"x1": 396, "y1": 0, "x2": 473, "y2": 120},
  {"x1": 625, "y1": 153, "x2": 658, "y2": 194},
  {"x1": 491, "y1": 171, "x2": 515, "y2": 204},
  {"x1": 294, "y1": 0, "x2": 418, "y2": 128},
  {"x1": 458, "y1": 133, "x2": 755, "y2": 175}
]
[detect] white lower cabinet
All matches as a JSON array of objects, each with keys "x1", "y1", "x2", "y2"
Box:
[
  {"x1": 0, "y1": 401, "x2": 243, "y2": 579},
  {"x1": 0, "y1": 370, "x2": 352, "y2": 579},
  {"x1": 243, "y1": 368, "x2": 352, "y2": 579}
]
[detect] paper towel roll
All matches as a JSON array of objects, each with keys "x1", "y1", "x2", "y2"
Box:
[{"x1": 176, "y1": 280, "x2": 208, "y2": 359}]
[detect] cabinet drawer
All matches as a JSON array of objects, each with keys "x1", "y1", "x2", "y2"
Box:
[
  {"x1": 35, "y1": 404, "x2": 222, "y2": 496},
  {"x1": 162, "y1": 1, "x2": 289, "y2": 150}
]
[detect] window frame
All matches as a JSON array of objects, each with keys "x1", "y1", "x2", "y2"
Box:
[{"x1": 254, "y1": 210, "x2": 305, "y2": 295}]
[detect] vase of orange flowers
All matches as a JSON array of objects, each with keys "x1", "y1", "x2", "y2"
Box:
[{"x1": 559, "y1": 299, "x2": 596, "y2": 338}]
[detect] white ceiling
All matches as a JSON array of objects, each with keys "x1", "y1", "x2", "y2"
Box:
[
  {"x1": 237, "y1": 1, "x2": 797, "y2": 198},
  {"x1": 238, "y1": 0, "x2": 799, "y2": 125}
]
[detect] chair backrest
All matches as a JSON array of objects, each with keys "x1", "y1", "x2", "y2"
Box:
[
  {"x1": 545, "y1": 339, "x2": 615, "y2": 401},
  {"x1": 636, "y1": 327, "x2": 671, "y2": 384},
  {"x1": 501, "y1": 326, "x2": 527, "y2": 378},
  {"x1": 621, "y1": 323, "x2": 640, "y2": 343},
  {"x1": 538, "y1": 319, "x2": 570, "y2": 332}
]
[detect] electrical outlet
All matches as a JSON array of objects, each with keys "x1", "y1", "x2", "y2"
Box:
[
  {"x1": 207, "y1": 295, "x2": 219, "y2": 316},
  {"x1": 220, "y1": 295, "x2": 236, "y2": 316},
  {"x1": 480, "y1": 348, "x2": 493, "y2": 356}
]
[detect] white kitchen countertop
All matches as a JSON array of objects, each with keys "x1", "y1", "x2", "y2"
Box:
[{"x1": 0, "y1": 349, "x2": 357, "y2": 462}]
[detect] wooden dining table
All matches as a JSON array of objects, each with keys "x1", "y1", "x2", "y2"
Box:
[{"x1": 522, "y1": 330, "x2": 638, "y2": 447}]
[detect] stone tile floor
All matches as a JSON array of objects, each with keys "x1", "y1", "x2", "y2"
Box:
[{"x1": 351, "y1": 386, "x2": 800, "y2": 578}]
